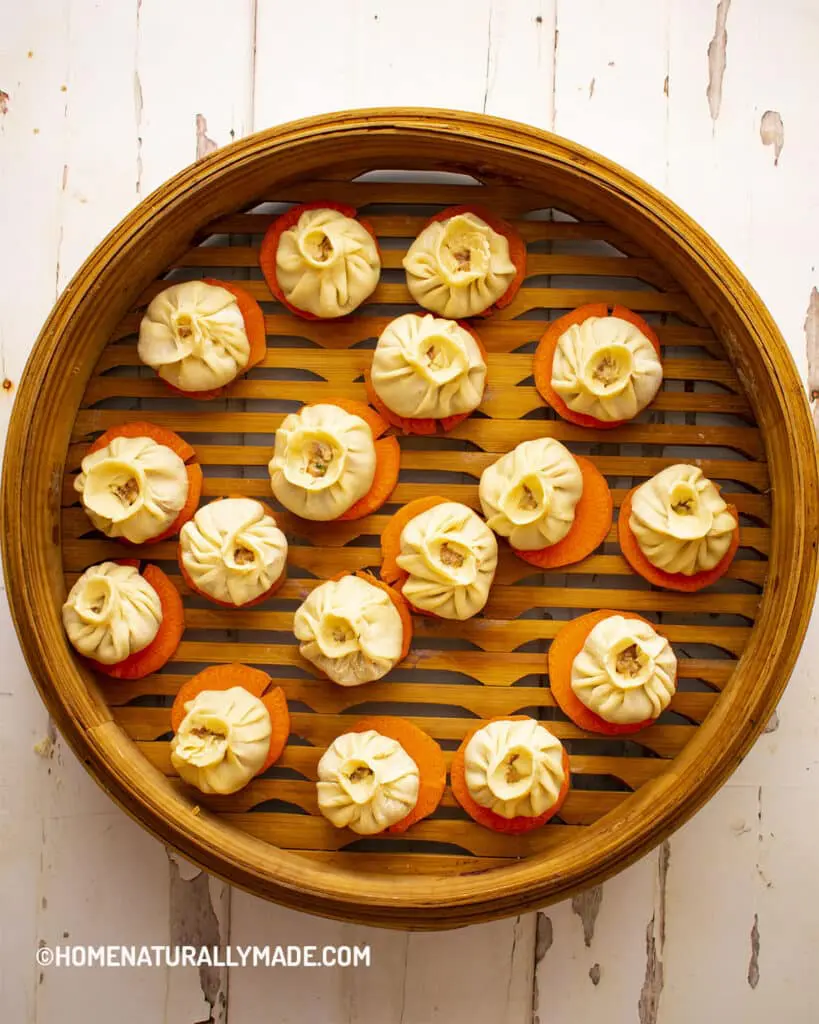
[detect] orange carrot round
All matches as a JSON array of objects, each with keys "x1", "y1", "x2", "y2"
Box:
[
  {"x1": 350, "y1": 716, "x2": 446, "y2": 834},
  {"x1": 450, "y1": 716, "x2": 571, "y2": 834},
  {"x1": 423, "y1": 204, "x2": 527, "y2": 316},
  {"x1": 87, "y1": 421, "x2": 195, "y2": 461},
  {"x1": 548, "y1": 610, "x2": 657, "y2": 736},
  {"x1": 307, "y1": 398, "x2": 389, "y2": 440},
  {"x1": 85, "y1": 422, "x2": 202, "y2": 544},
  {"x1": 87, "y1": 563, "x2": 184, "y2": 680},
  {"x1": 618, "y1": 487, "x2": 740, "y2": 592},
  {"x1": 513, "y1": 457, "x2": 613, "y2": 569},
  {"x1": 533, "y1": 303, "x2": 662, "y2": 429},
  {"x1": 379, "y1": 495, "x2": 448, "y2": 589},
  {"x1": 171, "y1": 663, "x2": 289, "y2": 774},
  {"x1": 337, "y1": 437, "x2": 400, "y2": 521},
  {"x1": 259, "y1": 201, "x2": 381, "y2": 321},
  {"x1": 364, "y1": 318, "x2": 488, "y2": 435}
]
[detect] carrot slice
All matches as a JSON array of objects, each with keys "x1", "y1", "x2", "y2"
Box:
[
  {"x1": 170, "y1": 663, "x2": 289, "y2": 775},
  {"x1": 260, "y1": 686, "x2": 290, "y2": 772},
  {"x1": 177, "y1": 496, "x2": 287, "y2": 607},
  {"x1": 513, "y1": 457, "x2": 613, "y2": 569},
  {"x1": 548, "y1": 610, "x2": 658, "y2": 736},
  {"x1": 306, "y1": 398, "x2": 389, "y2": 440},
  {"x1": 88, "y1": 564, "x2": 184, "y2": 680},
  {"x1": 259, "y1": 200, "x2": 381, "y2": 321},
  {"x1": 85, "y1": 422, "x2": 202, "y2": 543},
  {"x1": 364, "y1": 319, "x2": 488, "y2": 435},
  {"x1": 350, "y1": 716, "x2": 446, "y2": 834},
  {"x1": 423, "y1": 204, "x2": 527, "y2": 316},
  {"x1": 533, "y1": 303, "x2": 662, "y2": 429},
  {"x1": 450, "y1": 716, "x2": 571, "y2": 833},
  {"x1": 618, "y1": 487, "x2": 740, "y2": 592},
  {"x1": 337, "y1": 437, "x2": 400, "y2": 521},
  {"x1": 379, "y1": 495, "x2": 448, "y2": 588},
  {"x1": 88, "y1": 421, "x2": 195, "y2": 462}
]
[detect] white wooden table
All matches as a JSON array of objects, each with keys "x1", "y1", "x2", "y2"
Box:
[{"x1": 2, "y1": 1, "x2": 818, "y2": 1020}]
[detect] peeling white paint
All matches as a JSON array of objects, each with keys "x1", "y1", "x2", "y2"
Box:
[
  {"x1": 706, "y1": 0, "x2": 732, "y2": 121},
  {"x1": 571, "y1": 885, "x2": 603, "y2": 947},
  {"x1": 760, "y1": 109, "x2": 785, "y2": 165},
  {"x1": 195, "y1": 112, "x2": 218, "y2": 161},
  {"x1": 806, "y1": 286, "x2": 819, "y2": 399},
  {"x1": 638, "y1": 842, "x2": 670, "y2": 1024},
  {"x1": 167, "y1": 853, "x2": 228, "y2": 1023},
  {"x1": 748, "y1": 913, "x2": 761, "y2": 989}
]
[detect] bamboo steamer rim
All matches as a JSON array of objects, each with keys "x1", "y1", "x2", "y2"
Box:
[{"x1": 3, "y1": 108, "x2": 818, "y2": 929}]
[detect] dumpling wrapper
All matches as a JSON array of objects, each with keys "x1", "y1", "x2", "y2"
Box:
[
  {"x1": 294, "y1": 575, "x2": 404, "y2": 686},
  {"x1": 464, "y1": 718, "x2": 566, "y2": 819},
  {"x1": 571, "y1": 615, "x2": 677, "y2": 724},
  {"x1": 170, "y1": 686, "x2": 272, "y2": 795},
  {"x1": 275, "y1": 207, "x2": 381, "y2": 318},
  {"x1": 75, "y1": 435, "x2": 189, "y2": 544},
  {"x1": 268, "y1": 404, "x2": 377, "y2": 521},
  {"x1": 550, "y1": 315, "x2": 662, "y2": 422},
  {"x1": 629, "y1": 464, "x2": 737, "y2": 575},
  {"x1": 396, "y1": 501, "x2": 498, "y2": 620},
  {"x1": 179, "y1": 498, "x2": 288, "y2": 606},
  {"x1": 370, "y1": 313, "x2": 486, "y2": 419},
  {"x1": 62, "y1": 561, "x2": 162, "y2": 664},
  {"x1": 316, "y1": 729, "x2": 419, "y2": 834},
  {"x1": 138, "y1": 281, "x2": 251, "y2": 393},
  {"x1": 479, "y1": 438, "x2": 584, "y2": 551},
  {"x1": 403, "y1": 212, "x2": 517, "y2": 319}
]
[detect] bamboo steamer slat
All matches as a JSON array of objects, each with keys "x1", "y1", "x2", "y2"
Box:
[{"x1": 2, "y1": 109, "x2": 817, "y2": 930}]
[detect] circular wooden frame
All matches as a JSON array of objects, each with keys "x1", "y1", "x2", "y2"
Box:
[{"x1": 3, "y1": 109, "x2": 818, "y2": 930}]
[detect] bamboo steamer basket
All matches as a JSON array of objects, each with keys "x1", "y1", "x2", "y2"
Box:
[{"x1": 3, "y1": 109, "x2": 817, "y2": 930}]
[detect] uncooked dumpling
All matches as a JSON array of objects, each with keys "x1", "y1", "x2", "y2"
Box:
[
  {"x1": 179, "y1": 498, "x2": 288, "y2": 606},
  {"x1": 479, "y1": 438, "x2": 583, "y2": 551},
  {"x1": 464, "y1": 718, "x2": 566, "y2": 819},
  {"x1": 316, "y1": 729, "x2": 419, "y2": 834},
  {"x1": 396, "y1": 501, "x2": 498, "y2": 620},
  {"x1": 551, "y1": 315, "x2": 662, "y2": 422},
  {"x1": 171, "y1": 686, "x2": 272, "y2": 795},
  {"x1": 62, "y1": 561, "x2": 162, "y2": 664},
  {"x1": 275, "y1": 207, "x2": 381, "y2": 318},
  {"x1": 370, "y1": 313, "x2": 486, "y2": 419},
  {"x1": 571, "y1": 615, "x2": 677, "y2": 724},
  {"x1": 268, "y1": 404, "x2": 377, "y2": 521},
  {"x1": 294, "y1": 574, "x2": 404, "y2": 686},
  {"x1": 138, "y1": 281, "x2": 251, "y2": 393},
  {"x1": 403, "y1": 211, "x2": 517, "y2": 318},
  {"x1": 75, "y1": 435, "x2": 189, "y2": 544},
  {"x1": 629, "y1": 464, "x2": 737, "y2": 575}
]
